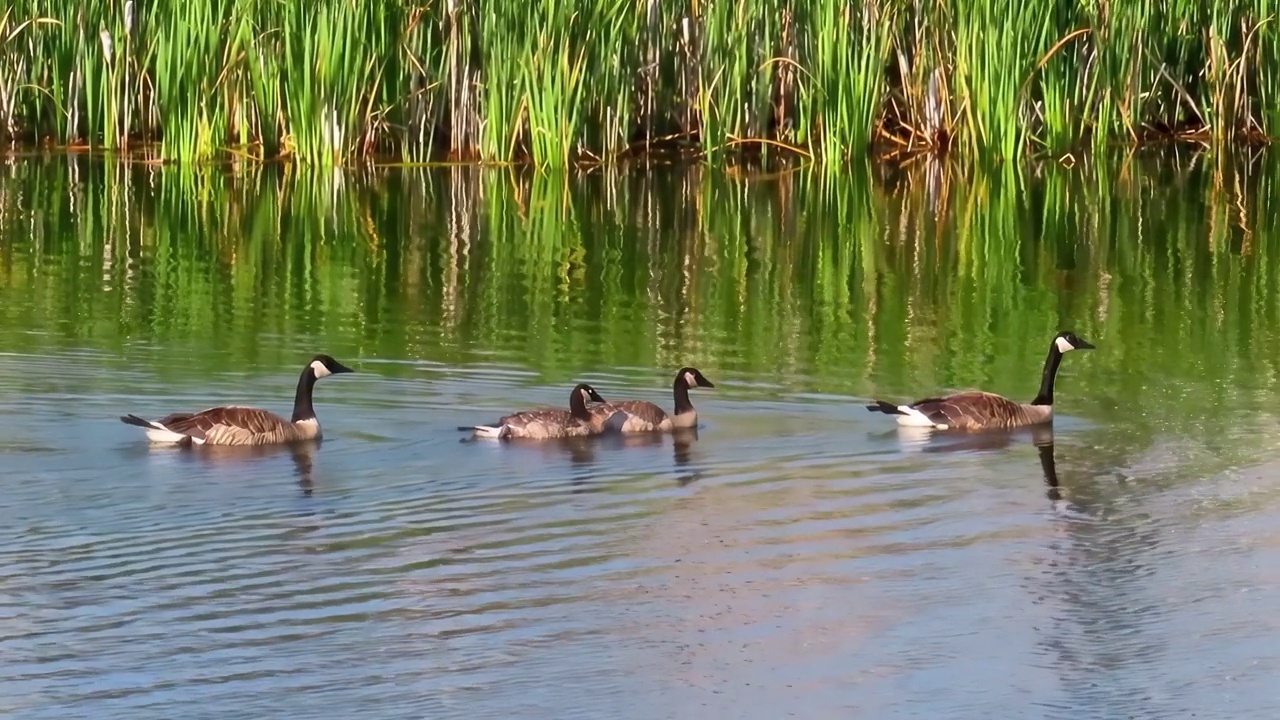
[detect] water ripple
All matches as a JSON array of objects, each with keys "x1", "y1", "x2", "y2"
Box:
[{"x1": 1, "y1": 353, "x2": 1279, "y2": 718}]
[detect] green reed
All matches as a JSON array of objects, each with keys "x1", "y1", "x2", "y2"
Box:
[
  {"x1": 790, "y1": 0, "x2": 894, "y2": 162},
  {"x1": 8, "y1": 0, "x2": 1280, "y2": 166}
]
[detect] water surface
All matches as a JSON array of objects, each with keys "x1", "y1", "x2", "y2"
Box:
[{"x1": 2, "y1": 156, "x2": 1280, "y2": 719}]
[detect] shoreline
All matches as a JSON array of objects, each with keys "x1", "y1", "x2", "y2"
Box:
[{"x1": 0, "y1": 137, "x2": 1255, "y2": 173}]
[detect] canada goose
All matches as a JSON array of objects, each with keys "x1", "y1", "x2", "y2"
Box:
[
  {"x1": 865, "y1": 331, "x2": 1095, "y2": 431},
  {"x1": 120, "y1": 354, "x2": 354, "y2": 446},
  {"x1": 463, "y1": 383, "x2": 619, "y2": 440},
  {"x1": 587, "y1": 367, "x2": 716, "y2": 433}
]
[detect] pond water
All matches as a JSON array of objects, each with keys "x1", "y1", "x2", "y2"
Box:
[{"x1": 2, "y1": 155, "x2": 1280, "y2": 719}]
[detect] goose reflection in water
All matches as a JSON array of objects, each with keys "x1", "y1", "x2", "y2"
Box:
[
  {"x1": 885, "y1": 424, "x2": 1068, "y2": 503},
  {"x1": 552, "y1": 427, "x2": 703, "y2": 492},
  {"x1": 599, "y1": 426, "x2": 702, "y2": 486},
  {"x1": 175, "y1": 440, "x2": 321, "y2": 495}
]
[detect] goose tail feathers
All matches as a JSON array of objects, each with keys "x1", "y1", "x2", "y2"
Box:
[
  {"x1": 866, "y1": 400, "x2": 906, "y2": 415},
  {"x1": 470, "y1": 424, "x2": 506, "y2": 439},
  {"x1": 120, "y1": 414, "x2": 193, "y2": 444}
]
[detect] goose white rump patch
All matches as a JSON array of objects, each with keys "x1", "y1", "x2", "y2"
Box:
[
  {"x1": 894, "y1": 405, "x2": 949, "y2": 429},
  {"x1": 142, "y1": 423, "x2": 201, "y2": 444},
  {"x1": 471, "y1": 425, "x2": 504, "y2": 439}
]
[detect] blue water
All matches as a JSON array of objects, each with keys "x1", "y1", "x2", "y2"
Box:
[{"x1": 3, "y1": 158, "x2": 1280, "y2": 719}]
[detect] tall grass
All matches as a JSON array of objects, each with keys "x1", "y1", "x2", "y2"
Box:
[{"x1": 5, "y1": 0, "x2": 1280, "y2": 166}]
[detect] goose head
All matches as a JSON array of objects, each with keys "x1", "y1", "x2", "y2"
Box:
[
  {"x1": 308, "y1": 354, "x2": 356, "y2": 379},
  {"x1": 574, "y1": 383, "x2": 607, "y2": 404},
  {"x1": 1052, "y1": 332, "x2": 1095, "y2": 354},
  {"x1": 569, "y1": 383, "x2": 607, "y2": 420},
  {"x1": 676, "y1": 367, "x2": 715, "y2": 389}
]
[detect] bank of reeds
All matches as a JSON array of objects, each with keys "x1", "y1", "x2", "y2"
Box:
[{"x1": 2, "y1": 0, "x2": 1280, "y2": 166}]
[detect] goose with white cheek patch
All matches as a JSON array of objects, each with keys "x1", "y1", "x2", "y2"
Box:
[
  {"x1": 588, "y1": 367, "x2": 716, "y2": 433},
  {"x1": 120, "y1": 354, "x2": 355, "y2": 446},
  {"x1": 463, "y1": 383, "x2": 621, "y2": 440},
  {"x1": 866, "y1": 331, "x2": 1095, "y2": 431}
]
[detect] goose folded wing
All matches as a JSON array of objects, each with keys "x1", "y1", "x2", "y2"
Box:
[
  {"x1": 914, "y1": 392, "x2": 1027, "y2": 430},
  {"x1": 591, "y1": 400, "x2": 667, "y2": 431},
  {"x1": 503, "y1": 408, "x2": 571, "y2": 429},
  {"x1": 160, "y1": 406, "x2": 291, "y2": 440},
  {"x1": 610, "y1": 400, "x2": 667, "y2": 423},
  {"x1": 504, "y1": 409, "x2": 591, "y2": 438}
]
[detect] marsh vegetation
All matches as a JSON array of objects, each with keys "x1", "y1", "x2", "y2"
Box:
[{"x1": 2, "y1": 0, "x2": 1277, "y2": 166}]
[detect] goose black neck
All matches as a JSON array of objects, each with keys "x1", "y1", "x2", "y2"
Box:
[
  {"x1": 291, "y1": 367, "x2": 318, "y2": 422},
  {"x1": 570, "y1": 389, "x2": 591, "y2": 420},
  {"x1": 673, "y1": 376, "x2": 695, "y2": 415},
  {"x1": 1030, "y1": 345, "x2": 1064, "y2": 406}
]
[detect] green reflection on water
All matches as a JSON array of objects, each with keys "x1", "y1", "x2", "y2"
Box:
[{"x1": 2, "y1": 155, "x2": 1280, "y2": 471}]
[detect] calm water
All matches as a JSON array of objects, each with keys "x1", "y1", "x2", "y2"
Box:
[{"x1": 2, "y1": 155, "x2": 1280, "y2": 719}]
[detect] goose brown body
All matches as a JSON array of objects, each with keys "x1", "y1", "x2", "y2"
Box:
[
  {"x1": 881, "y1": 391, "x2": 1054, "y2": 431},
  {"x1": 492, "y1": 408, "x2": 598, "y2": 440},
  {"x1": 124, "y1": 406, "x2": 321, "y2": 446},
  {"x1": 588, "y1": 367, "x2": 715, "y2": 433},
  {"x1": 590, "y1": 400, "x2": 687, "y2": 433},
  {"x1": 468, "y1": 383, "x2": 618, "y2": 440},
  {"x1": 120, "y1": 354, "x2": 354, "y2": 447},
  {"x1": 866, "y1": 332, "x2": 1095, "y2": 432}
]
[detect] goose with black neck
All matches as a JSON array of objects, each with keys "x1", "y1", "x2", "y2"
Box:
[
  {"x1": 588, "y1": 367, "x2": 717, "y2": 433},
  {"x1": 120, "y1": 354, "x2": 355, "y2": 446},
  {"x1": 865, "y1": 331, "x2": 1095, "y2": 431}
]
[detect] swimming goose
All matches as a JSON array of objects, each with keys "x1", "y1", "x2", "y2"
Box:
[
  {"x1": 865, "y1": 331, "x2": 1095, "y2": 431},
  {"x1": 464, "y1": 383, "x2": 618, "y2": 440},
  {"x1": 120, "y1": 354, "x2": 354, "y2": 446},
  {"x1": 588, "y1": 367, "x2": 716, "y2": 433}
]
